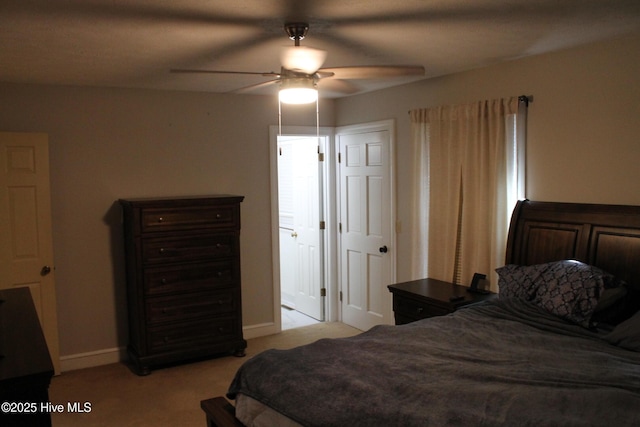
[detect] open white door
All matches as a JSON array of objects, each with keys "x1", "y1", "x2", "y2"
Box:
[
  {"x1": 0, "y1": 132, "x2": 60, "y2": 373},
  {"x1": 278, "y1": 136, "x2": 324, "y2": 321},
  {"x1": 338, "y1": 123, "x2": 395, "y2": 330}
]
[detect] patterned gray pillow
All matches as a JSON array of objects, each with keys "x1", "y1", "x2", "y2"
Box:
[
  {"x1": 496, "y1": 263, "x2": 547, "y2": 300},
  {"x1": 534, "y1": 260, "x2": 612, "y2": 328}
]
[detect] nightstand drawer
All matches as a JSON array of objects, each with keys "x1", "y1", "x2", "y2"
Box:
[{"x1": 394, "y1": 296, "x2": 451, "y2": 321}]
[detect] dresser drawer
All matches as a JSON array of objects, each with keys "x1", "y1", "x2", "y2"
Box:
[
  {"x1": 147, "y1": 318, "x2": 239, "y2": 353},
  {"x1": 146, "y1": 290, "x2": 236, "y2": 324},
  {"x1": 393, "y1": 295, "x2": 451, "y2": 321},
  {"x1": 144, "y1": 261, "x2": 236, "y2": 295},
  {"x1": 141, "y1": 205, "x2": 239, "y2": 232},
  {"x1": 142, "y1": 234, "x2": 236, "y2": 264}
]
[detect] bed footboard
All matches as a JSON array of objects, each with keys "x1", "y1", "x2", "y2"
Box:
[{"x1": 201, "y1": 397, "x2": 246, "y2": 427}]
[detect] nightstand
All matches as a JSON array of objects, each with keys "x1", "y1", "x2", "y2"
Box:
[{"x1": 387, "y1": 278, "x2": 495, "y2": 325}]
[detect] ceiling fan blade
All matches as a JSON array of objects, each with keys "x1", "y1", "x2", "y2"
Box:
[
  {"x1": 233, "y1": 78, "x2": 281, "y2": 94},
  {"x1": 281, "y1": 46, "x2": 327, "y2": 74},
  {"x1": 318, "y1": 78, "x2": 360, "y2": 95},
  {"x1": 170, "y1": 69, "x2": 279, "y2": 77},
  {"x1": 318, "y1": 65, "x2": 425, "y2": 79}
]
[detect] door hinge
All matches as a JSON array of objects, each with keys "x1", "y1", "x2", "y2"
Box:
[
  {"x1": 318, "y1": 152, "x2": 324, "y2": 162},
  {"x1": 339, "y1": 291, "x2": 343, "y2": 302},
  {"x1": 319, "y1": 220, "x2": 326, "y2": 230},
  {"x1": 320, "y1": 288, "x2": 326, "y2": 297},
  {"x1": 338, "y1": 152, "x2": 341, "y2": 163},
  {"x1": 338, "y1": 223, "x2": 342, "y2": 233}
]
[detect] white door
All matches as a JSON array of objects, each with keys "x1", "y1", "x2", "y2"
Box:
[
  {"x1": 278, "y1": 139, "x2": 297, "y2": 309},
  {"x1": 338, "y1": 125, "x2": 394, "y2": 330},
  {"x1": 278, "y1": 136, "x2": 324, "y2": 320},
  {"x1": 0, "y1": 132, "x2": 60, "y2": 373}
]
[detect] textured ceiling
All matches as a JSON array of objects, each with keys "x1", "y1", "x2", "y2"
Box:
[{"x1": 1, "y1": 0, "x2": 639, "y2": 98}]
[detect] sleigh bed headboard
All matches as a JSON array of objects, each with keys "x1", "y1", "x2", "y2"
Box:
[{"x1": 506, "y1": 200, "x2": 640, "y2": 299}]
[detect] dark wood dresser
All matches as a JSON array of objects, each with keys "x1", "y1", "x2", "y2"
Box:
[
  {"x1": 388, "y1": 278, "x2": 495, "y2": 325},
  {"x1": 119, "y1": 195, "x2": 246, "y2": 375},
  {"x1": 0, "y1": 287, "x2": 54, "y2": 427}
]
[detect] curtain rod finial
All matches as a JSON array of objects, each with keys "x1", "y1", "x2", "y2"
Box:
[{"x1": 518, "y1": 95, "x2": 532, "y2": 106}]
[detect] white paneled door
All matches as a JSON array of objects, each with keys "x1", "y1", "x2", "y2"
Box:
[
  {"x1": 338, "y1": 125, "x2": 394, "y2": 330},
  {"x1": 0, "y1": 132, "x2": 60, "y2": 373},
  {"x1": 278, "y1": 136, "x2": 324, "y2": 321}
]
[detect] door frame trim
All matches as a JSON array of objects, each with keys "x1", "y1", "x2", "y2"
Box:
[
  {"x1": 335, "y1": 119, "x2": 397, "y2": 325},
  {"x1": 269, "y1": 125, "x2": 337, "y2": 331}
]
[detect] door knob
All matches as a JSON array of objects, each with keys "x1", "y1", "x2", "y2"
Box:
[
  {"x1": 40, "y1": 265, "x2": 52, "y2": 276},
  {"x1": 379, "y1": 245, "x2": 388, "y2": 253},
  {"x1": 291, "y1": 231, "x2": 298, "y2": 238}
]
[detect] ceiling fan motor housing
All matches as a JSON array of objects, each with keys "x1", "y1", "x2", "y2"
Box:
[{"x1": 285, "y1": 23, "x2": 309, "y2": 45}]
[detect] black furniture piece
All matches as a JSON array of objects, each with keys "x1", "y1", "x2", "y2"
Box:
[
  {"x1": 119, "y1": 195, "x2": 246, "y2": 375},
  {"x1": 0, "y1": 287, "x2": 54, "y2": 427},
  {"x1": 388, "y1": 278, "x2": 495, "y2": 324}
]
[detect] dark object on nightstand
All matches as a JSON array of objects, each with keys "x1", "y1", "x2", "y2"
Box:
[
  {"x1": 0, "y1": 288, "x2": 54, "y2": 427},
  {"x1": 467, "y1": 272, "x2": 491, "y2": 294},
  {"x1": 388, "y1": 278, "x2": 495, "y2": 325},
  {"x1": 119, "y1": 195, "x2": 247, "y2": 375}
]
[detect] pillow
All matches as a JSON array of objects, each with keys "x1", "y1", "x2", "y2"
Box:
[
  {"x1": 592, "y1": 286, "x2": 639, "y2": 327},
  {"x1": 594, "y1": 285, "x2": 628, "y2": 312},
  {"x1": 496, "y1": 263, "x2": 547, "y2": 301},
  {"x1": 605, "y1": 309, "x2": 640, "y2": 352},
  {"x1": 533, "y1": 260, "x2": 614, "y2": 328}
]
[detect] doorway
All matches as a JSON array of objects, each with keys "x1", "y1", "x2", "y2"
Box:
[
  {"x1": 278, "y1": 134, "x2": 324, "y2": 321},
  {"x1": 270, "y1": 126, "x2": 333, "y2": 331},
  {"x1": 0, "y1": 132, "x2": 61, "y2": 373},
  {"x1": 269, "y1": 121, "x2": 395, "y2": 333}
]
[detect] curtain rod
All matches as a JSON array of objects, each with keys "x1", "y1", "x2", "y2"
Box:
[
  {"x1": 407, "y1": 95, "x2": 533, "y2": 115},
  {"x1": 518, "y1": 95, "x2": 532, "y2": 107}
]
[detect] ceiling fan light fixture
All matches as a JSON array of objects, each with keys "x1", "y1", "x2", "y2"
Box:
[{"x1": 279, "y1": 76, "x2": 318, "y2": 104}]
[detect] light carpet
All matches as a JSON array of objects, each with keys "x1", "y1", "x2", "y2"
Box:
[{"x1": 49, "y1": 322, "x2": 360, "y2": 427}]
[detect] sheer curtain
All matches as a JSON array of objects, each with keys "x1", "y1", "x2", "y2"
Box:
[{"x1": 410, "y1": 97, "x2": 526, "y2": 290}]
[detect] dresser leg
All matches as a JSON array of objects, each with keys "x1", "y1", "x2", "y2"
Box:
[
  {"x1": 135, "y1": 365, "x2": 151, "y2": 376},
  {"x1": 233, "y1": 340, "x2": 247, "y2": 357}
]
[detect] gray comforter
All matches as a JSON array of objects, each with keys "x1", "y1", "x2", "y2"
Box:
[{"x1": 227, "y1": 299, "x2": 640, "y2": 426}]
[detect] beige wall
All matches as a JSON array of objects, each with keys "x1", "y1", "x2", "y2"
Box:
[
  {"x1": 0, "y1": 84, "x2": 334, "y2": 357},
  {"x1": 335, "y1": 31, "x2": 640, "y2": 284},
  {"x1": 0, "y1": 31, "x2": 638, "y2": 363}
]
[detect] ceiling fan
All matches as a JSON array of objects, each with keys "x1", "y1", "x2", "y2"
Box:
[{"x1": 171, "y1": 23, "x2": 425, "y2": 103}]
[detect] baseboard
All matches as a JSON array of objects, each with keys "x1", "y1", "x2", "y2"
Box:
[
  {"x1": 60, "y1": 346, "x2": 127, "y2": 372},
  {"x1": 59, "y1": 323, "x2": 279, "y2": 372},
  {"x1": 242, "y1": 322, "x2": 279, "y2": 339}
]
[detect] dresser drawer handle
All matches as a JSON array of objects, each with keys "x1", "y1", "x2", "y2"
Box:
[
  {"x1": 216, "y1": 271, "x2": 224, "y2": 277},
  {"x1": 217, "y1": 300, "x2": 224, "y2": 305},
  {"x1": 163, "y1": 336, "x2": 169, "y2": 343},
  {"x1": 161, "y1": 278, "x2": 167, "y2": 284},
  {"x1": 158, "y1": 217, "x2": 164, "y2": 222},
  {"x1": 416, "y1": 307, "x2": 424, "y2": 313},
  {"x1": 159, "y1": 248, "x2": 165, "y2": 254},
  {"x1": 216, "y1": 213, "x2": 222, "y2": 219},
  {"x1": 161, "y1": 308, "x2": 167, "y2": 314}
]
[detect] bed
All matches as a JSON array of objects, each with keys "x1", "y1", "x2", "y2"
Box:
[{"x1": 201, "y1": 200, "x2": 640, "y2": 426}]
